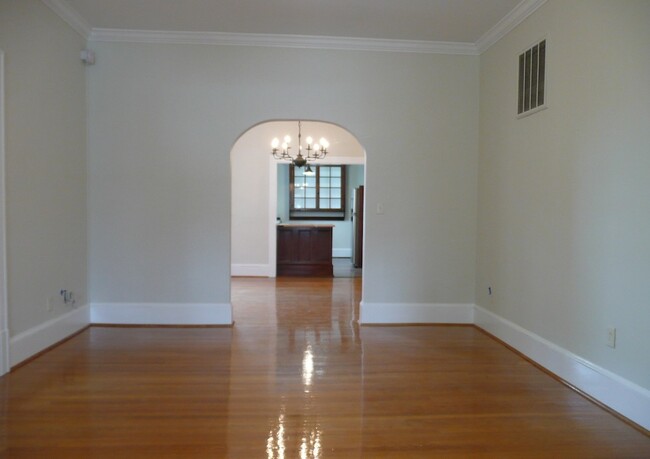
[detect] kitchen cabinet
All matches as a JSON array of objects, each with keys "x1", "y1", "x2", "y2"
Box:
[{"x1": 277, "y1": 225, "x2": 333, "y2": 277}]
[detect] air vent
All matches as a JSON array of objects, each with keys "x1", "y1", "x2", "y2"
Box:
[{"x1": 518, "y1": 39, "x2": 546, "y2": 116}]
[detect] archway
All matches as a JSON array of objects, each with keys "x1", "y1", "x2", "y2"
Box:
[{"x1": 229, "y1": 119, "x2": 366, "y2": 296}]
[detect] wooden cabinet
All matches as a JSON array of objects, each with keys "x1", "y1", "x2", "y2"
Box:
[
  {"x1": 277, "y1": 225, "x2": 333, "y2": 277},
  {"x1": 352, "y1": 186, "x2": 364, "y2": 268}
]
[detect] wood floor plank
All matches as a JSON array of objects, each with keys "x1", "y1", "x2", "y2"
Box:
[{"x1": 0, "y1": 277, "x2": 648, "y2": 457}]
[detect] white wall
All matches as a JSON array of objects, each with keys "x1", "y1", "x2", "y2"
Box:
[
  {"x1": 231, "y1": 124, "x2": 274, "y2": 267},
  {"x1": 477, "y1": 0, "x2": 650, "y2": 390},
  {"x1": 277, "y1": 164, "x2": 290, "y2": 224},
  {"x1": 0, "y1": 1, "x2": 88, "y2": 338},
  {"x1": 88, "y1": 41, "x2": 479, "y2": 307}
]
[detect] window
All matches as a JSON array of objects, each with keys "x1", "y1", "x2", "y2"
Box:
[
  {"x1": 290, "y1": 165, "x2": 346, "y2": 220},
  {"x1": 518, "y1": 39, "x2": 546, "y2": 116}
]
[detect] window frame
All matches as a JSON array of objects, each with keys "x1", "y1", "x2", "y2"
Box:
[{"x1": 289, "y1": 165, "x2": 346, "y2": 221}]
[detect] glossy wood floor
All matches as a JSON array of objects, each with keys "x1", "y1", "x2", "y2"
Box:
[{"x1": 1, "y1": 277, "x2": 648, "y2": 458}]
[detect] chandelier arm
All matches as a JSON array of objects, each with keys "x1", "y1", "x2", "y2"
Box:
[{"x1": 270, "y1": 120, "x2": 328, "y2": 168}]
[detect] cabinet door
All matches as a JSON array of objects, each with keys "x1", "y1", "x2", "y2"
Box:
[
  {"x1": 310, "y1": 228, "x2": 333, "y2": 263},
  {"x1": 277, "y1": 228, "x2": 294, "y2": 263},
  {"x1": 296, "y1": 228, "x2": 314, "y2": 262}
]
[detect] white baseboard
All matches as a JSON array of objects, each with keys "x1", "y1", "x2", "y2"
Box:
[
  {"x1": 231, "y1": 264, "x2": 272, "y2": 277},
  {"x1": 6, "y1": 295, "x2": 647, "y2": 430},
  {"x1": 360, "y1": 302, "x2": 474, "y2": 324},
  {"x1": 91, "y1": 302, "x2": 233, "y2": 325},
  {"x1": 10, "y1": 305, "x2": 90, "y2": 367},
  {"x1": 333, "y1": 248, "x2": 352, "y2": 258},
  {"x1": 474, "y1": 304, "x2": 650, "y2": 430},
  {"x1": 0, "y1": 328, "x2": 9, "y2": 376}
]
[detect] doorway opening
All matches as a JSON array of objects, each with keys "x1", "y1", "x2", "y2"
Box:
[{"x1": 229, "y1": 120, "x2": 366, "y2": 283}]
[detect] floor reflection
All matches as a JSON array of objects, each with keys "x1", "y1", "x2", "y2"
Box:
[
  {"x1": 229, "y1": 277, "x2": 362, "y2": 458},
  {"x1": 302, "y1": 344, "x2": 314, "y2": 389}
]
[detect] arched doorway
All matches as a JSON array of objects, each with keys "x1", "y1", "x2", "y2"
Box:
[
  {"x1": 228, "y1": 120, "x2": 367, "y2": 452},
  {"x1": 229, "y1": 119, "x2": 366, "y2": 282}
]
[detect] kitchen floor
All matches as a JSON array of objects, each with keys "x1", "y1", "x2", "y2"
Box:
[{"x1": 333, "y1": 257, "x2": 362, "y2": 278}]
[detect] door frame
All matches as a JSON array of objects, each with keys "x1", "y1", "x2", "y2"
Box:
[{"x1": 0, "y1": 50, "x2": 10, "y2": 376}]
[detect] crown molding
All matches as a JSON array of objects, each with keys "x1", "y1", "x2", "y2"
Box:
[
  {"x1": 88, "y1": 29, "x2": 479, "y2": 55},
  {"x1": 42, "y1": 0, "x2": 546, "y2": 55},
  {"x1": 41, "y1": 0, "x2": 92, "y2": 39},
  {"x1": 476, "y1": 0, "x2": 548, "y2": 54}
]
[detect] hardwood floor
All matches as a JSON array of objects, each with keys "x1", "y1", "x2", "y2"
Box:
[{"x1": 0, "y1": 277, "x2": 648, "y2": 457}]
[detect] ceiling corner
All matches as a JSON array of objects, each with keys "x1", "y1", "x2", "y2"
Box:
[
  {"x1": 475, "y1": 0, "x2": 548, "y2": 54},
  {"x1": 41, "y1": 0, "x2": 92, "y2": 40}
]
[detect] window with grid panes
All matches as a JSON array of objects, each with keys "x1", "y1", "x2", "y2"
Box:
[{"x1": 290, "y1": 165, "x2": 346, "y2": 220}]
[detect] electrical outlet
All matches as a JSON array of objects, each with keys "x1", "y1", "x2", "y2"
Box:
[
  {"x1": 607, "y1": 327, "x2": 616, "y2": 348},
  {"x1": 60, "y1": 289, "x2": 76, "y2": 306},
  {"x1": 376, "y1": 203, "x2": 385, "y2": 215}
]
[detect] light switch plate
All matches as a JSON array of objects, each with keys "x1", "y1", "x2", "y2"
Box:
[{"x1": 607, "y1": 327, "x2": 616, "y2": 348}]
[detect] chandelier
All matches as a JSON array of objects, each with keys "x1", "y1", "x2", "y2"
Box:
[{"x1": 271, "y1": 121, "x2": 329, "y2": 169}]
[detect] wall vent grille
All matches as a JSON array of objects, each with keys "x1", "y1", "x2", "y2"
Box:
[{"x1": 518, "y1": 39, "x2": 546, "y2": 116}]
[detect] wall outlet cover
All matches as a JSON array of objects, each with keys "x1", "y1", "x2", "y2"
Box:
[{"x1": 607, "y1": 327, "x2": 616, "y2": 348}]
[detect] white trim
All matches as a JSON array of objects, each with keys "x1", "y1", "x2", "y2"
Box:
[
  {"x1": 0, "y1": 51, "x2": 7, "y2": 376},
  {"x1": 360, "y1": 302, "x2": 474, "y2": 324},
  {"x1": 231, "y1": 264, "x2": 273, "y2": 277},
  {"x1": 88, "y1": 29, "x2": 479, "y2": 55},
  {"x1": 91, "y1": 303, "x2": 233, "y2": 325},
  {"x1": 40, "y1": 0, "x2": 546, "y2": 55},
  {"x1": 474, "y1": 305, "x2": 650, "y2": 430},
  {"x1": 476, "y1": 0, "x2": 548, "y2": 54},
  {"x1": 332, "y1": 248, "x2": 352, "y2": 258},
  {"x1": 270, "y1": 155, "x2": 365, "y2": 168},
  {"x1": 0, "y1": 329, "x2": 8, "y2": 376},
  {"x1": 268, "y1": 158, "x2": 278, "y2": 278},
  {"x1": 516, "y1": 103, "x2": 548, "y2": 119},
  {"x1": 312, "y1": 157, "x2": 365, "y2": 165},
  {"x1": 10, "y1": 305, "x2": 90, "y2": 367},
  {"x1": 41, "y1": 0, "x2": 92, "y2": 39}
]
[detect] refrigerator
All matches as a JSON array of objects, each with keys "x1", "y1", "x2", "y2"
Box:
[{"x1": 351, "y1": 186, "x2": 364, "y2": 268}]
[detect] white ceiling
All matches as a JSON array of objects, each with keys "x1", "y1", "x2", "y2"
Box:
[{"x1": 63, "y1": 0, "x2": 524, "y2": 44}]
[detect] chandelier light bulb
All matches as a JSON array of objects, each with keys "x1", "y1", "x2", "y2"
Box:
[{"x1": 270, "y1": 121, "x2": 330, "y2": 167}]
